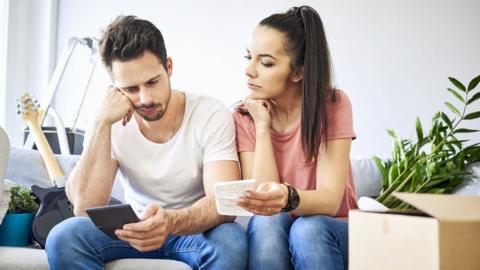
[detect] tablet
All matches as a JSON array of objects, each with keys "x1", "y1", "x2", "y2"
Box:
[{"x1": 85, "y1": 204, "x2": 139, "y2": 240}]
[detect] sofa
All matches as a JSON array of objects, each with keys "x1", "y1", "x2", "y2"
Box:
[
  {"x1": 1, "y1": 125, "x2": 479, "y2": 270},
  {"x1": 0, "y1": 127, "x2": 193, "y2": 270}
]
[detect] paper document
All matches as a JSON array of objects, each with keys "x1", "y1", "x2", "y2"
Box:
[
  {"x1": 215, "y1": 179, "x2": 255, "y2": 216},
  {"x1": 357, "y1": 196, "x2": 389, "y2": 212}
]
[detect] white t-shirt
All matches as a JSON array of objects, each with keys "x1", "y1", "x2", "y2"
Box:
[{"x1": 91, "y1": 93, "x2": 238, "y2": 215}]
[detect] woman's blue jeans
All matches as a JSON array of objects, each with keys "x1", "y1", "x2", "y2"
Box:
[
  {"x1": 247, "y1": 213, "x2": 348, "y2": 270},
  {"x1": 45, "y1": 216, "x2": 247, "y2": 270}
]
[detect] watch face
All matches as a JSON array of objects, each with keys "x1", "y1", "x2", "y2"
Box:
[{"x1": 291, "y1": 188, "x2": 300, "y2": 209}]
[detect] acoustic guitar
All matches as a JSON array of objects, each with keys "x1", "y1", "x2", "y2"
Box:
[{"x1": 17, "y1": 93, "x2": 74, "y2": 248}]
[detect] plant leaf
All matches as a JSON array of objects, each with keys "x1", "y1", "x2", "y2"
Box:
[
  {"x1": 425, "y1": 163, "x2": 435, "y2": 179},
  {"x1": 440, "y1": 112, "x2": 453, "y2": 129},
  {"x1": 444, "y1": 102, "x2": 461, "y2": 117},
  {"x1": 397, "y1": 139, "x2": 407, "y2": 160},
  {"x1": 415, "y1": 117, "x2": 423, "y2": 146},
  {"x1": 464, "y1": 111, "x2": 480, "y2": 120},
  {"x1": 8, "y1": 184, "x2": 39, "y2": 213},
  {"x1": 467, "y1": 92, "x2": 480, "y2": 105},
  {"x1": 449, "y1": 77, "x2": 466, "y2": 92},
  {"x1": 373, "y1": 156, "x2": 387, "y2": 179},
  {"x1": 447, "y1": 88, "x2": 465, "y2": 103},
  {"x1": 467, "y1": 74, "x2": 480, "y2": 91},
  {"x1": 445, "y1": 141, "x2": 456, "y2": 153},
  {"x1": 388, "y1": 163, "x2": 399, "y2": 187},
  {"x1": 387, "y1": 129, "x2": 397, "y2": 139},
  {"x1": 429, "y1": 188, "x2": 445, "y2": 194},
  {"x1": 454, "y1": 128, "x2": 479, "y2": 133}
]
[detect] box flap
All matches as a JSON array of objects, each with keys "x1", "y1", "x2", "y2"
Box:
[{"x1": 393, "y1": 192, "x2": 480, "y2": 221}]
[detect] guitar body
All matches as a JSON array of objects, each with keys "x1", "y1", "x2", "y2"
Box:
[
  {"x1": 31, "y1": 185, "x2": 73, "y2": 248},
  {"x1": 30, "y1": 185, "x2": 122, "y2": 248}
]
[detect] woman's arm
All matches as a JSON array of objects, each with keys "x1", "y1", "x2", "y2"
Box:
[
  {"x1": 238, "y1": 138, "x2": 351, "y2": 217},
  {"x1": 239, "y1": 99, "x2": 280, "y2": 184},
  {"x1": 239, "y1": 128, "x2": 279, "y2": 183},
  {"x1": 292, "y1": 138, "x2": 351, "y2": 216}
]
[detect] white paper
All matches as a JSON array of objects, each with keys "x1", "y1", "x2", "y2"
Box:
[
  {"x1": 215, "y1": 179, "x2": 255, "y2": 216},
  {"x1": 358, "y1": 196, "x2": 389, "y2": 212}
]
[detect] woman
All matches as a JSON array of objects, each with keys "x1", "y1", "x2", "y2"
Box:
[{"x1": 233, "y1": 5, "x2": 358, "y2": 270}]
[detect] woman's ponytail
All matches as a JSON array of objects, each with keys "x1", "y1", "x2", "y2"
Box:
[{"x1": 261, "y1": 6, "x2": 334, "y2": 163}]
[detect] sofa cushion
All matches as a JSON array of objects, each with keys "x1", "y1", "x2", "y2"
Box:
[
  {"x1": 5, "y1": 146, "x2": 124, "y2": 201},
  {"x1": 0, "y1": 246, "x2": 48, "y2": 270},
  {"x1": 0, "y1": 246, "x2": 192, "y2": 270},
  {"x1": 6, "y1": 146, "x2": 79, "y2": 188},
  {"x1": 106, "y1": 259, "x2": 191, "y2": 270},
  {"x1": 351, "y1": 158, "x2": 382, "y2": 198}
]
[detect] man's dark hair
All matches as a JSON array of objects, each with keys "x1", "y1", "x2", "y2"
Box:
[{"x1": 99, "y1": 15, "x2": 168, "y2": 70}]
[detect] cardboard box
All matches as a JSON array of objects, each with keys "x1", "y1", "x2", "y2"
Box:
[{"x1": 349, "y1": 192, "x2": 480, "y2": 270}]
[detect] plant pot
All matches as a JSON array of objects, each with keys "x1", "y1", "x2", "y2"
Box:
[{"x1": 0, "y1": 213, "x2": 34, "y2": 246}]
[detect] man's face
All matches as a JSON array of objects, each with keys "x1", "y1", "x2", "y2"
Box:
[{"x1": 111, "y1": 50, "x2": 173, "y2": 121}]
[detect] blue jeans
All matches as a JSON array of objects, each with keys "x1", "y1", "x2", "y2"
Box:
[
  {"x1": 46, "y1": 217, "x2": 247, "y2": 270},
  {"x1": 248, "y1": 213, "x2": 348, "y2": 270}
]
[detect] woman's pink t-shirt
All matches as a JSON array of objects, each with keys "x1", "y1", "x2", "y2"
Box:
[{"x1": 233, "y1": 89, "x2": 358, "y2": 217}]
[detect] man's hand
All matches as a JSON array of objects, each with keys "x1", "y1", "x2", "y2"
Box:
[
  {"x1": 244, "y1": 98, "x2": 272, "y2": 131},
  {"x1": 96, "y1": 86, "x2": 133, "y2": 126},
  {"x1": 115, "y1": 203, "x2": 171, "y2": 252},
  {"x1": 237, "y1": 182, "x2": 288, "y2": 216}
]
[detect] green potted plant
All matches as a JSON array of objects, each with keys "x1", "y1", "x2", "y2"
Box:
[
  {"x1": 0, "y1": 183, "x2": 39, "y2": 246},
  {"x1": 374, "y1": 75, "x2": 480, "y2": 210}
]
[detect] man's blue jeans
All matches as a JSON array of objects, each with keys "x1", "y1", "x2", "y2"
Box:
[
  {"x1": 46, "y1": 216, "x2": 248, "y2": 270},
  {"x1": 248, "y1": 213, "x2": 348, "y2": 270}
]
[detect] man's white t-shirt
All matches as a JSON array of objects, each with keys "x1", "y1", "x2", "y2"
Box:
[{"x1": 106, "y1": 93, "x2": 238, "y2": 215}]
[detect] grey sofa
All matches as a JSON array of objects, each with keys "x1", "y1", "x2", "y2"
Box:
[
  {"x1": 1, "y1": 125, "x2": 479, "y2": 270},
  {"x1": 0, "y1": 126, "x2": 191, "y2": 270}
]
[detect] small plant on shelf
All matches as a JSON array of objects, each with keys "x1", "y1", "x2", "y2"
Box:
[{"x1": 8, "y1": 184, "x2": 39, "y2": 214}]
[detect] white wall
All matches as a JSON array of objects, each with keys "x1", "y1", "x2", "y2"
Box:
[
  {"x1": 3, "y1": 0, "x2": 58, "y2": 145},
  {"x1": 10, "y1": 0, "x2": 480, "y2": 158}
]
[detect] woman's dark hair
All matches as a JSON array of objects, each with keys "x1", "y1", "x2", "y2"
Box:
[
  {"x1": 260, "y1": 5, "x2": 335, "y2": 163},
  {"x1": 99, "y1": 15, "x2": 168, "y2": 70}
]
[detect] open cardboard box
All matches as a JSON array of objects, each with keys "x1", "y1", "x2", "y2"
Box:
[{"x1": 349, "y1": 192, "x2": 480, "y2": 270}]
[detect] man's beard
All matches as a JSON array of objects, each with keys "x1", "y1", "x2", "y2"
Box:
[
  {"x1": 134, "y1": 89, "x2": 172, "y2": 121},
  {"x1": 134, "y1": 103, "x2": 165, "y2": 121}
]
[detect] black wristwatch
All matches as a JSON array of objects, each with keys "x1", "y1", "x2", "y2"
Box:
[{"x1": 281, "y1": 184, "x2": 300, "y2": 212}]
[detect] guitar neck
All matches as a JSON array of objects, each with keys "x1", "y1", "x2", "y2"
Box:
[{"x1": 27, "y1": 122, "x2": 64, "y2": 183}]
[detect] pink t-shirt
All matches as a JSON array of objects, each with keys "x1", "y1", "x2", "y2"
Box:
[{"x1": 233, "y1": 89, "x2": 358, "y2": 217}]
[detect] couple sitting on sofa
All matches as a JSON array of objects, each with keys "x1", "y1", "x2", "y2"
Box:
[{"x1": 46, "y1": 6, "x2": 356, "y2": 270}]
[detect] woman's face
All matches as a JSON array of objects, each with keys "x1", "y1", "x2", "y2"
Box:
[{"x1": 245, "y1": 26, "x2": 300, "y2": 99}]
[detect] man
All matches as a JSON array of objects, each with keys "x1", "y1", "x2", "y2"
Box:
[{"x1": 45, "y1": 15, "x2": 247, "y2": 270}]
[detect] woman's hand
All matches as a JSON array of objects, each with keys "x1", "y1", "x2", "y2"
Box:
[
  {"x1": 237, "y1": 182, "x2": 289, "y2": 216},
  {"x1": 244, "y1": 98, "x2": 272, "y2": 131}
]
